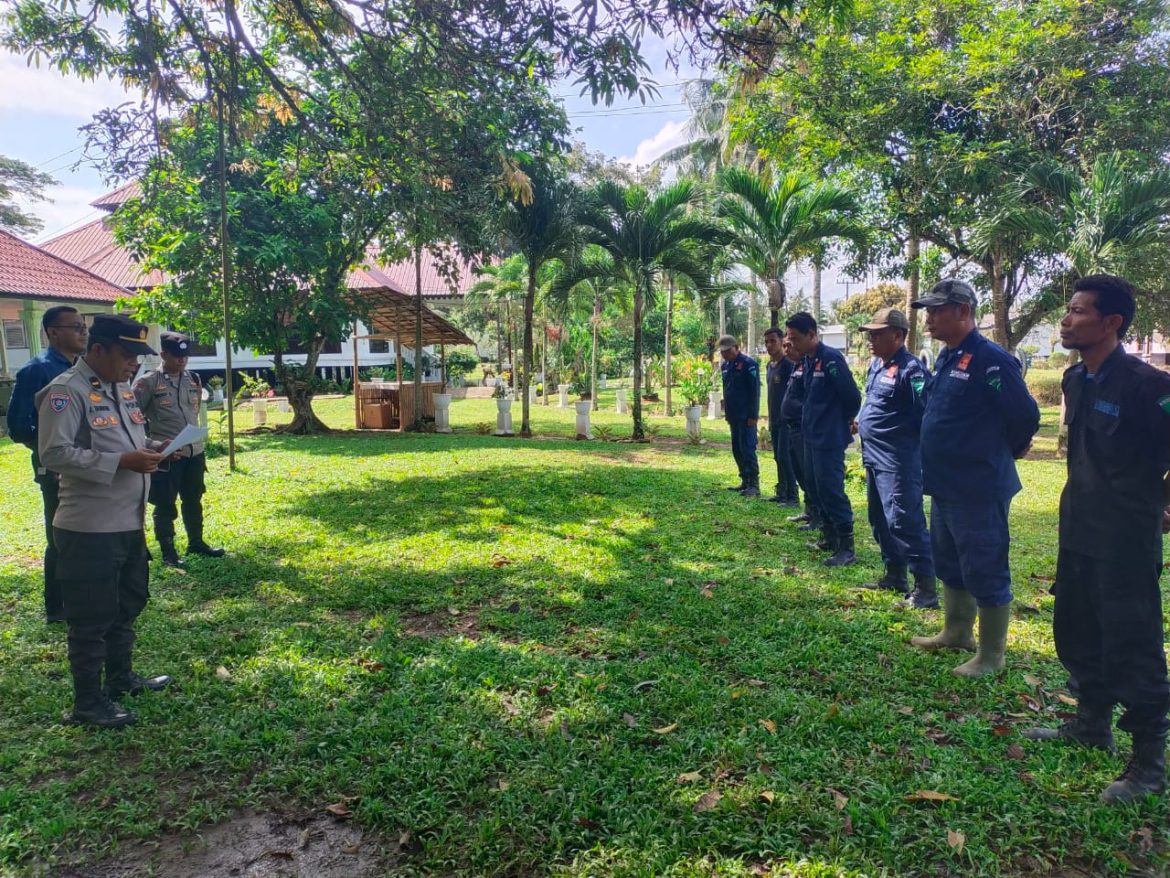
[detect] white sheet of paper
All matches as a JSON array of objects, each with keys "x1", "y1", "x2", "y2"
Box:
[{"x1": 160, "y1": 424, "x2": 208, "y2": 457}]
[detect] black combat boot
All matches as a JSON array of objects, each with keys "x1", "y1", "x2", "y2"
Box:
[
  {"x1": 824, "y1": 530, "x2": 856, "y2": 567},
  {"x1": 68, "y1": 672, "x2": 136, "y2": 729},
  {"x1": 1023, "y1": 702, "x2": 1115, "y2": 752},
  {"x1": 740, "y1": 479, "x2": 761, "y2": 498},
  {"x1": 902, "y1": 572, "x2": 940, "y2": 609},
  {"x1": 158, "y1": 537, "x2": 184, "y2": 568},
  {"x1": 787, "y1": 508, "x2": 812, "y2": 524},
  {"x1": 185, "y1": 515, "x2": 225, "y2": 557},
  {"x1": 725, "y1": 480, "x2": 746, "y2": 492},
  {"x1": 860, "y1": 563, "x2": 908, "y2": 592},
  {"x1": 808, "y1": 523, "x2": 837, "y2": 552},
  {"x1": 1101, "y1": 736, "x2": 1167, "y2": 803},
  {"x1": 187, "y1": 541, "x2": 225, "y2": 557}
]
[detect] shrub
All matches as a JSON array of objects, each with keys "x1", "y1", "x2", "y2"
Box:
[
  {"x1": 1026, "y1": 370, "x2": 1064, "y2": 405},
  {"x1": 1048, "y1": 352, "x2": 1069, "y2": 369}
]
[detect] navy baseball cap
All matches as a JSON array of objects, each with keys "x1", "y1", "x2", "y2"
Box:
[{"x1": 910, "y1": 279, "x2": 978, "y2": 309}]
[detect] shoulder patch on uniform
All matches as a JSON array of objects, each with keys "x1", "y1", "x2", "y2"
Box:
[
  {"x1": 49, "y1": 392, "x2": 70, "y2": 413},
  {"x1": 827, "y1": 361, "x2": 839, "y2": 376},
  {"x1": 910, "y1": 375, "x2": 926, "y2": 394},
  {"x1": 987, "y1": 374, "x2": 1003, "y2": 391},
  {"x1": 1158, "y1": 394, "x2": 1170, "y2": 415}
]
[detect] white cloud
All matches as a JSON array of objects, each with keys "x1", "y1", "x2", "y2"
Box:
[
  {"x1": 618, "y1": 119, "x2": 690, "y2": 168},
  {"x1": 0, "y1": 53, "x2": 136, "y2": 118},
  {"x1": 28, "y1": 185, "x2": 107, "y2": 243}
]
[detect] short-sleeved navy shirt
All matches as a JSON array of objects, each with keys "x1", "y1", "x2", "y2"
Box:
[{"x1": 858, "y1": 346, "x2": 929, "y2": 471}]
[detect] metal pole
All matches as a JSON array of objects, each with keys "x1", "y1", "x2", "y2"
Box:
[
  {"x1": 216, "y1": 86, "x2": 236, "y2": 472},
  {"x1": 352, "y1": 320, "x2": 360, "y2": 429}
]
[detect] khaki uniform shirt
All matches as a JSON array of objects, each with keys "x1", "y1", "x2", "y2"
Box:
[
  {"x1": 132, "y1": 368, "x2": 204, "y2": 457},
  {"x1": 36, "y1": 358, "x2": 152, "y2": 533}
]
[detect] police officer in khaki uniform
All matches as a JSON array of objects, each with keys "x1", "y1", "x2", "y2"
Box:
[
  {"x1": 133, "y1": 332, "x2": 223, "y2": 567},
  {"x1": 37, "y1": 314, "x2": 173, "y2": 728}
]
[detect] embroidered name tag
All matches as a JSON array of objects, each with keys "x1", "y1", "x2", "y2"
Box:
[
  {"x1": 1093, "y1": 399, "x2": 1120, "y2": 417},
  {"x1": 948, "y1": 370, "x2": 970, "y2": 381},
  {"x1": 879, "y1": 376, "x2": 896, "y2": 385}
]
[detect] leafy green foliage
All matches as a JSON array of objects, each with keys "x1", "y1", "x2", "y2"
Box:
[{"x1": 0, "y1": 155, "x2": 55, "y2": 235}]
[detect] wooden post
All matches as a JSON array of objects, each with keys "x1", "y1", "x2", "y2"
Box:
[
  {"x1": 440, "y1": 341, "x2": 447, "y2": 392},
  {"x1": 352, "y1": 320, "x2": 361, "y2": 429},
  {"x1": 396, "y1": 316, "x2": 404, "y2": 432}
]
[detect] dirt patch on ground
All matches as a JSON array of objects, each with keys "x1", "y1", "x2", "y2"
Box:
[
  {"x1": 55, "y1": 810, "x2": 393, "y2": 878},
  {"x1": 400, "y1": 608, "x2": 483, "y2": 639}
]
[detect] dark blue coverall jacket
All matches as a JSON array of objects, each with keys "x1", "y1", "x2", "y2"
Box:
[
  {"x1": 800, "y1": 341, "x2": 861, "y2": 533},
  {"x1": 721, "y1": 351, "x2": 761, "y2": 487}
]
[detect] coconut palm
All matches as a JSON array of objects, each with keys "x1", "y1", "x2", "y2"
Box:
[
  {"x1": 551, "y1": 179, "x2": 726, "y2": 439},
  {"x1": 496, "y1": 165, "x2": 584, "y2": 436},
  {"x1": 468, "y1": 254, "x2": 526, "y2": 379},
  {"x1": 717, "y1": 167, "x2": 868, "y2": 328}
]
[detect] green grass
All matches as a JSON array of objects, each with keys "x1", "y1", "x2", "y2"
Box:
[{"x1": 2, "y1": 403, "x2": 1168, "y2": 876}]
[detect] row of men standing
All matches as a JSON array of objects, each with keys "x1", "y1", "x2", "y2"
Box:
[
  {"x1": 720, "y1": 275, "x2": 1170, "y2": 803},
  {"x1": 7, "y1": 312, "x2": 222, "y2": 728}
]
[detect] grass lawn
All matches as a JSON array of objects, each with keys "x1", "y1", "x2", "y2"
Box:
[{"x1": 1, "y1": 400, "x2": 1168, "y2": 876}]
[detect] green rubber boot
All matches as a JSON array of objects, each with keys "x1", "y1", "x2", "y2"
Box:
[
  {"x1": 910, "y1": 586, "x2": 977, "y2": 652},
  {"x1": 953, "y1": 604, "x2": 1011, "y2": 678}
]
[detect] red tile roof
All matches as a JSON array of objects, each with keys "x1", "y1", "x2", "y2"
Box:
[
  {"x1": 349, "y1": 247, "x2": 482, "y2": 297},
  {"x1": 0, "y1": 229, "x2": 128, "y2": 303},
  {"x1": 39, "y1": 218, "x2": 166, "y2": 290},
  {"x1": 90, "y1": 181, "x2": 142, "y2": 211}
]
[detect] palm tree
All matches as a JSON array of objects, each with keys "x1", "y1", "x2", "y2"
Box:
[
  {"x1": 496, "y1": 165, "x2": 583, "y2": 436},
  {"x1": 552, "y1": 180, "x2": 725, "y2": 439},
  {"x1": 468, "y1": 255, "x2": 526, "y2": 379},
  {"x1": 717, "y1": 167, "x2": 868, "y2": 328}
]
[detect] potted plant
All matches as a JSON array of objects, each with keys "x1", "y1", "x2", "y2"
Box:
[
  {"x1": 677, "y1": 356, "x2": 713, "y2": 439},
  {"x1": 493, "y1": 382, "x2": 514, "y2": 435},
  {"x1": 207, "y1": 375, "x2": 225, "y2": 403}
]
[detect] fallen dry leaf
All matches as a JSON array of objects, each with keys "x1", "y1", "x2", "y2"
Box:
[
  {"x1": 622, "y1": 712, "x2": 637, "y2": 728},
  {"x1": 1135, "y1": 826, "x2": 1154, "y2": 854},
  {"x1": 759, "y1": 790, "x2": 775, "y2": 804},
  {"x1": 905, "y1": 790, "x2": 958, "y2": 803},
  {"x1": 447, "y1": 607, "x2": 461, "y2": 616},
  {"x1": 694, "y1": 790, "x2": 722, "y2": 812},
  {"x1": 843, "y1": 814, "x2": 854, "y2": 835},
  {"x1": 895, "y1": 705, "x2": 914, "y2": 716},
  {"x1": 325, "y1": 802, "x2": 351, "y2": 817},
  {"x1": 947, "y1": 829, "x2": 965, "y2": 854},
  {"x1": 700, "y1": 588, "x2": 715, "y2": 599},
  {"x1": 759, "y1": 718, "x2": 777, "y2": 734},
  {"x1": 451, "y1": 578, "x2": 467, "y2": 585},
  {"x1": 676, "y1": 770, "x2": 703, "y2": 784},
  {"x1": 1005, "y1": 743, "x2": 1026, "y2": 760},
  {"x1": 1023, "y1": 674, "x2": 1043, "y2": 687},
  {"x1": 828, "y1": 788, "x2": 848, "y2": 810},
  {"x1": 746, "y1": 678, "x2": 767, "y2": 687},
  {"x1": 992, "y1": 723, "x2": 1013, "y2": 737},
  {"x1": 663, "y1": 578, "x2": 674, "y2": 585},
  {"x1": 653, "y1": 722, "x2": 679, "y2": 735},
  {"x1": 357, "y1": 659, "x2": 384, "y2": 672},
  {"x1": 1057, "y1": 693, "x2": 1078, "y2": 706},
  {"x1": 633, "y1": 679, "x2": 658, "y2": 692},
  {"x1": 215, "y1": 665, "x2": 232, "y2": 680},
  {"x1": 491, "y1": 555, "x2": 513, "y2": 567}
]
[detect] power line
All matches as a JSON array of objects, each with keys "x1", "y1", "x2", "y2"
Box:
[{"x1": 29, "y1": 145, "x2": 84, "y2": 171}]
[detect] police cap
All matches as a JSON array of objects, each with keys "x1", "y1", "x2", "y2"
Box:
[
  {"x1": 910, "y1": 278, "x2": 978, "y2": 309},
  {"x1": 160, "y1": 331, "x2": 191, "y2": 356},
  {"x1": 89, "y1": 314, "x2": 156, "y2": 356}
]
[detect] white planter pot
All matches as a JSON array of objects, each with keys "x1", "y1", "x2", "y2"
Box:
[
  {"x1": 495, "y1": 398, "x2": 514, "y2": 436},
  {"x1": 434, "y1": 393, "x2": 452, "y2": 433},
  {"x1": 685, "y1": 405, "x2": 702, "y2": 439},
  {"x1": 210, "y1": 387, "x2": 225, "y2": 404},
  {"x1": 252, "y1": 400, "x2": 268, "y2": 426},
  {"x1": 615, "y1": 388, "x2": 627, "y2": 415},
  {"x1": 574, "y1": 400, "x2": 593, "y2": 440},
  {"x1": 598, "y1": 374, "x2": 607, "y2": 390},
  {"x1": 557, "y1": 384, "x2": 571, "y2": 408},
  {"x1": 528, "y1": 384, "x2": 538, "y2": 405},
  {"x1": 707, "y1": 390, "x2": 722, "y2": 420}
]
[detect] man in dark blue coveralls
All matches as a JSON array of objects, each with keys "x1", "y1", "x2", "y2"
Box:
[
  {"x1": 718, "y1": 334, "x2": 761, "y2": 497},
  {"x1": 856, "y1": 308, "x2": 938, "y2": 609},
  {"x1": 781, "y1": 338, "x2": 819, "y2": 529},
  {"x1": 909, "y1": 279, "x2": 1039, "y2": 677},
  {"x1": 763, "y1": 327, "x2": 799, "y2": 506},
  {"x1": 785, "y1": 312, "x2": 861, "y2": 567},
  {"x1": 6, "y1": 306, "x2": 89, "y2": 623},
  {"x1": 1022, "y1": 275, "x2": 1170, "y2": 803}
]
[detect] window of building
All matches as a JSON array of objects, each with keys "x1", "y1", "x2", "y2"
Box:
[
  {"x1": 369, "y1": 339, "x2": 390, "y2": 354},
  {"x1": 4, "y1": 319, "x2": 28, "y2": 349}
]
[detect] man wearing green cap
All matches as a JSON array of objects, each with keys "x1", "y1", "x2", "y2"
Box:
[
  {"x1": 856, "y1": 308, "x2": 936, "y2": 608},
  {"x1": 36, "y1": 313, "x2": 173, "y2": 728}
]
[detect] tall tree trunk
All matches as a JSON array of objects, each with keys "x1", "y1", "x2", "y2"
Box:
[
  {"x1": 540, "y1": 300, "x2": 549, "y2": 405},
  {"x1": 632, "y1": 283, "x2": 644, "y2": 439},
  {"x1": 718, "y1": 294, "x2": 726, "y2": 337},
  {"x1": 665, "y1": 278, "x2": 674, "y2": 416},
  {"x1": 521, "y1": 258, "x2": 536, "y2": 437},
  {"x1": 591, "y1": 291, "x2": 600, "y2": 412},
  {"x1": 412, "y1": 246, "x2": 424, "y2": 431},
  {"x1": 504, "y1": 300, "x2": 515, "y2": 392},
  {"x1": 987, "y1": 251, "x2": 1012, "y2": 349},
  {"x1": 812, "y1": 260, "x2": 822, "y2": 322},
  {"x1": 746, "y1": 288, "x2": 756, "y2": 357},
  {"x1": 495, "y1": 302, "x2": 503, "y2": 374},
  {"x1": 276, "y1": 340, "x2": 330, "y2": 434},
  {"x1": 905, "y1": 235, "x2": 921, "y2": 354}
]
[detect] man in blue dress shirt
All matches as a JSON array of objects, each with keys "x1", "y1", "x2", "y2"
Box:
[
  {"x1": 6, "y1": 306, "x2": 89, "y2": 623},
  {"x1": 856, "y1": 308, "x2": 937, "y2": 608},
  {"x1": 719, "y1": 334, "x2": 761, "y2": 497},
  {"x1": 785, "y1": 312, "x2": 862, "y2": 566},
  {"x1": 909, "y1": 280, "x2": 1040, "y2": 677}
]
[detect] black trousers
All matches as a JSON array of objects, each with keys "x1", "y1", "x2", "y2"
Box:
[
  {"x1": 54, "y1": 528, "x2": 150, "y2": 689},
  {"x1": 34, "y1": 463, "x2": 62, "y2": 618},
  {"x1": 770, "y1": 425, "x2": 798, "y2": 501},
  {"x1": 1053, "y1": 548, "x2": 1170, "y2": 738},
  {"x1": 150, "y1": 453, "x2": 208, "y2": 544}
]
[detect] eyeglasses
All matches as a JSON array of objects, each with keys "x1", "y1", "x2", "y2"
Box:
[{"x1": 51, "y1": 323, "x2": 88, "y2": 332}]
